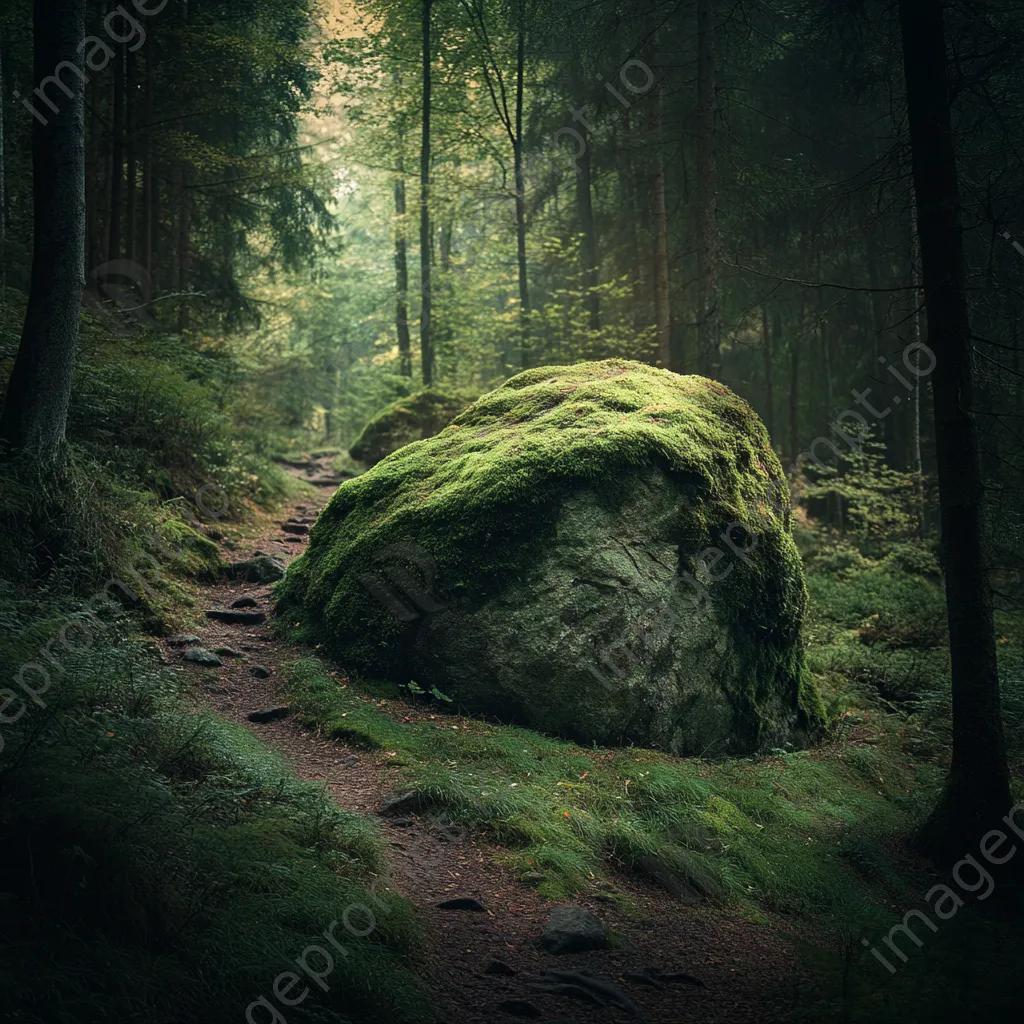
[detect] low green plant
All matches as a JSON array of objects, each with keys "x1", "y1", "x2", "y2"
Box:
[
  {"x1": 284, "y1": 656, "x2": 931, "y2": 914},
  {"x1": 0, "y1": 634, "x2": 431, "y2": 1024}
]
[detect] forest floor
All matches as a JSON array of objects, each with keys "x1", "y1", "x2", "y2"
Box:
[{"x1": 158, "y1": 459, "x2": 816, "y2": 1024}]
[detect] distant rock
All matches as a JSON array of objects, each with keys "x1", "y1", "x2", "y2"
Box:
[
  {"x1": 247, "y1": 706, "x2": 289, "y2": 723},
  {"x1": 378, "y1": 790, "x2": 422, "y2": 816},
  {"x1": 349, "y1": 387, "x2": 474, "y2": 466},
  {"x1": 167, "y1": 633, "x2": 201, "y2": 646},
  {"x1": 184, "y1": 647, "x2": 223, "y2": 667},
  {"x1": 213, "y1": 646, "x2": 243, "y2": 658},
  {"x1": 230, "y1": 596, "x2": 259, "y2": 609},
  {"x1": 540, "y1": 906, "x2": 609, "y2": 955},
  {"x1": 206, "y1": 607, "x2": 266, "y2": 625},
  {"x1": 222, "y1": 555, "x2": 285, "y2": 584},
  {"x1": 280, "y1": 521, "x2": 310, "y2": 535},
  {"x1": 249, "y1": 666, "x2": 271, "y2": 679}
]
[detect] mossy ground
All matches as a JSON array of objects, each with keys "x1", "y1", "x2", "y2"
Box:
[
  {"x1": 281, "y1": 520, "x2": 1024, "y2": 1023},
  {"x1": 279, "y1": 360, "x2": 825, "y2": 750},
  {"x1": 0, "y1": 629, "x2": 432, "y2": 1024}
]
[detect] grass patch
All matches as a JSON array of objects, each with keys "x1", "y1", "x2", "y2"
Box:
[
  {"x1": 0, "y1": 632, "x2": 432, "y2": 1024},
  {"x1": 284, "y1": 656, "x2": 933, "y2": 917}
]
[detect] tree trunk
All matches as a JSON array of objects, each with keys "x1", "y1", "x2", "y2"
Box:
[
  {"x1": 620, "y1": 112, "x2": 645, "y2": 334},
  {"x1": 141, "y1": 48, "x2": 153, "y2": 280},
  {"x1": 174, "y1": 165, "x2": 188, "y2": 329},
  {"x1": 576, "y1": 109, "x2": 599, "y2": 334},
  {"x1": 789, "y1": 316, "x2": 800, "y2": 468},
  {"x1": 651, "y1": 85, "x2": 671, "y2": 370},
  {"x1": 908, "y1": 224, "x2": 923, "y2": 479},
  {"x1": 0, "y1": 38, "x2": 5, "y2": 296},
  {"x1": 513, "y1": 17, "x2": 530, "y2": 368},
  {"x1": 866, "y1": 223, "x2": 898, "y2": 459},
  {"x1": 124, "y1": 46, "x2": 137, "y2": 264},
  {"x1": 175, "y1": 0, "x2": 189, "y2": 330},
  {"x1": 394, "y1": 156, "x2": 413, "y2": 378},
  {"x1": 419, "y1": 0, "x2": 433, "y2": 385},
  {"x1": 695, "y1": 0, "x2": 720, "y2": 379},
  {"x1": 0, "y1": 0, "x2": 86, "y2": 456},
  {"x1": 761, "y1": 304, "x2": 775, "y2": 440},
  {"x1": 107, "y1": 40, "x2": 125, "y2": 264},
  {"x1": 898, "y1": 0, "x2": 1012, "y2": 855}
]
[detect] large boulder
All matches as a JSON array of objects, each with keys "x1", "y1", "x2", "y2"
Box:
[
  {"x1": 349, "y1": 388, "x2": 473, "y2": 466},
  {"x1": 278, "y1": 360, "x2": 824, "y2": 756}
]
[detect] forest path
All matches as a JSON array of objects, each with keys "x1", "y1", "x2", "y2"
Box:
[{"x1": 160, "y1": 458, "x2": 807, "y2": 1024}]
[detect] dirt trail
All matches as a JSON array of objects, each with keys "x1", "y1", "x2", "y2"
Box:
[{"x1": 160, "y1": 458, "x2": 808, "y2": 1024}]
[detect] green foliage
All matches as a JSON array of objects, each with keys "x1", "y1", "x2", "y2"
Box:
[
  {"x1": 283, "y1": 656, "x2": 928, "y2": 915},
  {"x1": 804, "y1": 431, "x2": 925, "y2": 555},
  {"x1": 0, "y1": 632, "x2": 431, "y2": 1024}
]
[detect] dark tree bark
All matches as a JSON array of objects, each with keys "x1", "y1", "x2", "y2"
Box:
[
  {"x1": 0, "y1": 0, "x2": 86, "y2": 456},
  {"x1": 175, "y1": 0, "x2": 189, "y2": 330},
  {"x1": 651, "y1": 90, "x2": 671, "y2": 371},
  {"x1": 899, "y1": 0, "x2": 1012, "y2": 854},
  {"x1": 576, "y1": 120, "x2": 599, "y2": 334},
  {"x1": 761, "y1": 304, "x2": 775, "y2": 440},
  {"x1": 141, "y1": 48, "x2": 154, "y2": 278},
  {"x1": 789, "y1": 318, "x2": 800, "y2": 468},
  {"x1": 124, "y1": 46, "x2": 137, "y2": 263},
  {"x1": 419, "y1": 0, "x2": 433, "y2": 385},
  {"x1": 394, "y1": 156, "x2": 413, "y2": 378},
  {"x1": 107, "y1": 40, "x2": 125, "y2": 263},
  {"x1": 0, "y1": 37, "x2": 6, "y2": 296},
  {"x1": 695, "y1": 0, "x2": 720, "y2": 379},
  {"x1": 512, "y1": 11, "x2": 529, "y2": 367}
]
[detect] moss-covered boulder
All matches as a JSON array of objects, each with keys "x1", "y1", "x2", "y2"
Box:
[
  {"x1": 279, "y1": 360, "x2": 824, "y2": 756},
  {"x1": 349, "y1": 388, "x2": 473, "y2": 466}
]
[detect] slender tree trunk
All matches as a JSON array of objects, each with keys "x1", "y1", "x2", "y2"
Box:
[
  {"x1": 789, "y1": 317, "x2": 800, "y2": 467},
  {"x1": 124, "y1": 46, "x2": 137, "y2": 264},
  {"x1": 866, "y1": 223, "x2": 898, "y2": 459},
  {"x1": 143, "y1": 47, "x2": 155, "y2": 287},
  {"x1": 0, "y1": 38, "x2": 5, "y2": 296},
  {"x1": 107, "y1": 40, "x2": 125, "y2": 264},
  {"x1": 394, "y1": 156, "x2": 413, "y2": 378},
  {"x1": 899, "y1": 0, "x2": 1012, "y2": 855},
  {"x1": 419, "y1": 0, "x2": 433, "y2": 385},
  {"x1": 175, "y1": 165, "x2": 189, "y2": 329},
  {"x1": 908, "y1": 225, "x2": 923, "y2": 479},
  {"x1": 0, "y1": 0, "x2": 86, "y2": 455},
  {"x1": 142, "y1": 47, "x2": 153, "y2": 278},
  {"x1": 577, "y1": 130, "x2": 600, "y2": 333},
  {"x1": 620, "y1": 112, "x2": 645, "y2": 333},
  {"x1": 175, "y1": 0, "x2": 189, "y2": 330},
  {"x1": 513, "y1": 17, "x2": 529, "y2": 368},
  {"x1": 572, "y1": 59, "x2": 599, "y2": 335},
  {"x1": 695, "y1": 0, "x2": 720, "y2": 378},
  {"x1": 85, "y1": 57, "x2": 100, "y2": 273},
  {"x1": 761, "y1": 304, "x2": 775, "y2": 439},
  {"x1": 651, "y1": 85, "x2": 671, "y2": 370}
]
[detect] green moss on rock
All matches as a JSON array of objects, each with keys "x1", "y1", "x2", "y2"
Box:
[
  {"x1": 349, "y1": 387, "x2": 474, "y2": 466},
  {"x1": 279, "y1": 359, "x2": 825, "y2": 755}
]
